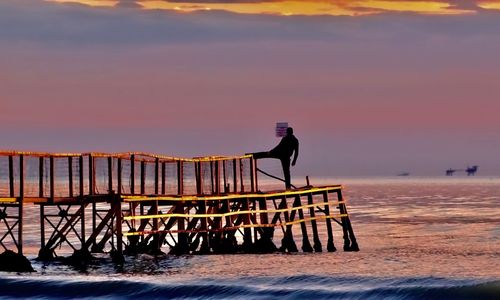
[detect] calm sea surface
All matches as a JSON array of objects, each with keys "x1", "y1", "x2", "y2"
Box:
[{"x1": 1, "y1": 177, "x2": 499, "y2": 299}]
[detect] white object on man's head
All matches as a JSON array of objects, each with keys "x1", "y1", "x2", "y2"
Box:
[{"x1": 276, "y1": 122, "x2": 288, "y2": 137}]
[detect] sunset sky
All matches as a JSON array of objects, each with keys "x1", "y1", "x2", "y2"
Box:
[{"x1": 1, "y1": 0, "x2": 500, "y2": 176}]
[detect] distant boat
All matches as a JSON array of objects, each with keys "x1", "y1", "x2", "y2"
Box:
[
  {"x1": 466, "y1": 165, "x2": 478, "y2": 176},
  {"x1": 397, "y1": 172, "x2": 410, "y2": 176},
  {"x1": 446, "y1": 168, "x2": 456, "y2": 176},
  {"x1": 445, "y1": 165, "x2": 478, "y2": 176}
]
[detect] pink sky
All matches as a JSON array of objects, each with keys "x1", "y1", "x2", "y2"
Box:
[{"x1": 1, "y1": 0, "x2": 500, "y2": 176}]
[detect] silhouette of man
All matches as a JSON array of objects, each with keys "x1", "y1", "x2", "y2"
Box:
[{"x1": 251, "y1": 127, "x2": 299, "y2": 189}]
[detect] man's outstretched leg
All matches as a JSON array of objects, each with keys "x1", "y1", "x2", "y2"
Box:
[{"x1": 248, "y1": 151, "x2": 271, "y2": 159}]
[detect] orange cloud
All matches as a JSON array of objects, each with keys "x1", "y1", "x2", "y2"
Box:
[
  {"x1": 478, "y1": 0, "x2": 500, "y2": 9},
  {"x1": 45, "y1": 0, "x2": 488, "y2": 15}
]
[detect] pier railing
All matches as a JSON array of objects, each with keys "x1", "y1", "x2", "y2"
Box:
[{"x1": 0, "y1": 151, "x2": 257, "y2": 200}]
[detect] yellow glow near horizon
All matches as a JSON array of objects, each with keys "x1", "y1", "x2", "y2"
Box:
[
  {"x1": 142, "y1": 1, "x2": 359, "y2": 16},
  {"x1": 353, "y1": 0, "x2": 474, "y2": 15},
  {"x1": 46, "y1": 0, "x2": 484, "y2": 16}
]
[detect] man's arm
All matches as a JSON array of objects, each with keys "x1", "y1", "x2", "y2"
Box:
[{"x1": 292, "y1": 140, "x2": 299, "y2": 166}]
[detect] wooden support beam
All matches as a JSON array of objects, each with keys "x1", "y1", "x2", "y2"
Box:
[
  {"x1": 336, "y1": 190, "x2": 359, "y2": 251},
  {"x1": 154, "y1": 158, "x2": 159, "y2": 195},
  {"x1": 44, "y1": 205, "x2": 86, "y2": 250},
  {"x1": 84, "y1": 207, "x2": 114, "y2": 250},
  {"x1": 79, "y1": 155, "x2": 85, "y2": 249},
  {"x1": 259, "y1": 197, "x2": 269, "y2": 229},
  {"x1": 40, "y1": 205, "x2": 45, "y2": 248},
  {"x1": 232, "y1": 159, "x2": 237, "y2": 193},
  {"x1": 18, "y1": 154, "x2": 24, "y2": 254},
  {"x1": 88, "y1": 155, "x2": 94, "y2": 196},
  {"x1": 242, "y1": 197, "x2": 253, "y2": 250},
  {"x1": 115, "y1": 200, "x2": 123, "y2": 258},
  {"x1": 8, "y1": 156, "x2": 14, "y2": 197},
  {"x1": 215, "y1": 161, "x2": 220, "y2": 194},
  {"x1": 198, "y1": 200, "x2": 210, "y2": 253},
  {"x1": 108, "y1": 157, "x2": 113, "y2": 194},
  {"x1": 79, "y1": 156, "x2": 84, "y2": 197},
  {"x1": 176, "y1": 202, "x2": 188, "y2": 254},
  {"x1": 253, "y1": 158, "x2": 258, "y2": 192},
  {"x1": 39, "y1": 157, "x2": 44, "y2": 198},
  {"x1": 239, "y1": 159, "x2": 244, "y2": 192},
  {"x1": 152, "y1": 200, "x2": 159, "y2": 252},
  {"x1": 322, "y1": 191, "x2": 336, "y2": 252},
  {"x1": 68, "y1": 157, "x2": 74, "y2": 197},
  {"x1": 294, "y1": 195, "x2": 313, "y2": 252},
  {"x1": 117, "y1": 158, "x2": 122, "y2": 195},
  {"x1": 140, "y1": 161, "x2": 145, "y2": 195},
  {"x1": 50, "y1": 156, "x2": 55, "y2": 200},
  {"x1": 177, "y1": 161, "x2": 183, "y2": 195},
  {"x1": 161, "y1": 162, "x2": 166, "y2": 195},
  {"x1": 130, "y1": 155, "x2": 135, "y2": 195},
  {"x1": 280, "y1": 196, "x2": 298, "y2": 252},
  {"x1": 249, "y1": 158, "x2": 255, "y2": 193},
  {"x1": 307, "y1": 193, "x2": 322, "y2": 252},
  {"x1": 209, "y1": 161, "x2": 214, "y2": 194},
  {"x1": 222, "y1": 160, "x2": 227, "y2": 193},
  {"x1": 196, "y1": 162, "x2": 202, "y2": 195}
]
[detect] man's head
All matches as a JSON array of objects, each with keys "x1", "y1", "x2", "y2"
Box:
[{"x1": 287, "y1": 127, "x2": 294, "y2": 135}]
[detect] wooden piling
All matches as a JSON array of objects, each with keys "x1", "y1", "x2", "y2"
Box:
[
  {"x1": 88, "y1": 154, "x2": 94, "y2": 196},
  {"x1": 140, "y1": 161, "x2": 145, "y2": 195},
  {"x1": 108, "y1": 157, "x2": 113, "y2": 194},
  {"x1": 8, "y1": 156, "x2": 14, "y2": 197},
  {"x1": 39, "y1": 157, "x2": 44, "y2": 198},
  {"x1": 152, "y1": 200, "x2": 159, "y2": 252},
  {"x1": 198, "y1": 199, "x2": 210, "y2": 254},
  {"x1": 18, "y1": 155, "x2": 24, "y2": 254},
  {"x1": 322, "y1": 191, "x2": 336, "y2": 252},
  {"x1": 79, "y1": 156, "x2": 84, "y2": 196},
  {"x1": 50, "y1": 156, "x2": 55, "y2": 200},
  {"x1": 253, "y1": 158, "x2": 258, "y2": 192},
  {"x1": 232, "y1": 159, "x2": 237, "y2": 193},
  {"x1": 117, "y1": 158, "x2": 122, "y2": 195},
  {"x1": 161, "y1": 161, "x2": 166, "y2": 195},
  {"x1": 242, "y1": 197, "x2": 253, "y2": 251},
  {"x1": 249, "y1": 158, "x2": 255, "y2": 192},
  {"x1": 154, "y1": 158, "x2": 159, "y2": 195},
  {"x1": 278, "y1": 196, "x2": 297, "y2": 252},
  {"x1": 222, "y1": 160, "x2": 227, "y2": 193},
  {"x1": 215, "y1": 161, "x2": 220, "y2": 195},
  {"x1": 337, "y1": 189, "x2": 359, "y2": 251},
  {"x1": 130, "y1": 155, "x2": 135, "y2": 195},
  {"x1": 68, "y1": 157, "x2": 74, "y2": 197},
  {"x1": 209, "y1": 161, "x2": 214, "y2": 194},
  {"x1": 307, "y1": 193, "x2": 322, "y2": 252},
  {"x1": 239, "y1": 159, "x2": 244, "y2": 192},
  {"x1": 79, "y1": 155, "x2": 85, "y2": 250},
  {"x1": 293, "y1": 195, "x2": 313, "y2": 252},
  {"x1": 114, "y1": 199, "x2": 123, "y2": 260},
  {"x1": 176, "y1": 160, "x2": 188, "y2": 254}
]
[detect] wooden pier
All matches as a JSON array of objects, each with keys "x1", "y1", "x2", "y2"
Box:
[{"x1": 0, "y1": 151, "x2": 358, "y2": 261}]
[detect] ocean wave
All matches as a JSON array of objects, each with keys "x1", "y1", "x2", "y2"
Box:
[{"x1": 0, "y1": 276, "x2": 499, "y2": 299}]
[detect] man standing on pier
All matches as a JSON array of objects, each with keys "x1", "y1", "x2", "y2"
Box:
[{"x1": 250, "y1": 127, "x2": 299, "y2": 189}]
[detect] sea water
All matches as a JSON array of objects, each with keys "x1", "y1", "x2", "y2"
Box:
[{"x1": 1, "y1": 177, "x2": 499, "y2": 299}]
